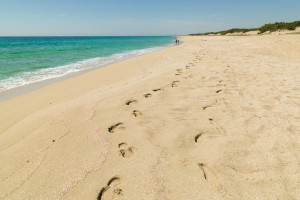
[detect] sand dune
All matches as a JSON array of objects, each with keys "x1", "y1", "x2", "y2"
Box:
[{"x1": 1, "y1": 35, "x2": 300, "y2": 199}]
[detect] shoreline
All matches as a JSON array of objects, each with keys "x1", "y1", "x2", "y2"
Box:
[
  {"x1": 1, "y1": 34, "x2": 300, "y2": 199},
  {"x1": 0, "y1": 41, "x2": 176, "y2": 102}
]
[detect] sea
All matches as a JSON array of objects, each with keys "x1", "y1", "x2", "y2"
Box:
[{"x1": 0, "y1": 36, "x2": 175, "y2": 94}]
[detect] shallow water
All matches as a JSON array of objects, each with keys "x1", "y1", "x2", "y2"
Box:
[{"x1": 0, "y1": 36, "x2": 174, "y2": 93}]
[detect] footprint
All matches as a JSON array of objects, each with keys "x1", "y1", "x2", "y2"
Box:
[
  {"x1": 186, "y1": 66, "x2": 190, "y2": 69},
  {"x1": 144, "y1": 93, "x2": 152, "y2": 98},
  {"x1": 202, "y1": 105, "x2": 211, "y2": 110},
  {"x1": 175, "y1": 69, "x2": 183, "y2": 76},
  {"x1": 125, "y1": 100, "x2": 137, "y2": 105},
  {"x1": 172, "y1": 80, "x2": 180, "y2": 87},
  {"x1": 118, "y1": 143, "x2": 135, "y2": 158},
  {"x1": 97, "y1": 176, "x2": 122, "y2": 200},
  {"x1": 152, "y1": 88, "x2": 163, "y2": 92},
  {"x1": 216, "y1": 89, "x2": 222, "y2": 93},
  {"x1": 132, "y1": 110, "x2": 142, "y2": 117},
  {"x1": 176, "y1": 69, "x2": 183, "y2": 73},
  {"x1": 118, "y1": 143, "x2": 127, "y2": 148},
  {"x1": 198, "y1": 163, "x2": 207, "y2": 180},
  {"x1": 197, "y1": 163, "x2": 219, "y2": 185},
  {"x1": 108, "y1": 123, "x2": 125, "y2": 133},
  {"x1": 194, "y1": 133, "x2": 203, "y2": 143},
  {"x1": 209, "y1": 118, "x2": 226, "y2": 135}
]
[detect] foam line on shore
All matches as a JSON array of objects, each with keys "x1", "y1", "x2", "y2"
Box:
[{"x1": 0, "y1": 43, "x2": 173, "y2": 94}]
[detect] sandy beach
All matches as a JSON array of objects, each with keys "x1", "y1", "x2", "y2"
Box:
[{"x1": 1, "y1": 34, "x2": 300, "y2": 199}]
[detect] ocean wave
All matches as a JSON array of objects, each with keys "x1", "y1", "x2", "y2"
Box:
[{"x1": 0, "y1": 43, "x2": 173, "y2": 93}]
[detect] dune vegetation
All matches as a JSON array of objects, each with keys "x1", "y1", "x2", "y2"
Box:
[{"x1": 190, "y1": 20, "x2": 300, "y2": 35}]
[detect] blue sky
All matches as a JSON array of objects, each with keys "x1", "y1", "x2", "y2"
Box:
[{"x1": 0, "y1": 0, "x2": 299, "y2": 36}]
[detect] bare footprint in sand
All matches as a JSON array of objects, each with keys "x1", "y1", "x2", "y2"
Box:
[
  {"x1": 125, "y1": 100, "x2": 137, "y2": 105},
  {"x1": 152, "y1": 88, "x2": 163, "y2": 92},
  {"x1": 194, "y1": 133, "x2": 203, "y2": 143},
  {"x1": 132, "y1": 110, "x2": 142, "y2": 117},
  {"x1": 108, "y1": 123, "x2": 125, "y2": 133},
  {"x1": 172, "y1": 80, "x2": 180, "y2": 87},
  {"x1": 177, "y1": 69, "x2": 183, "y2": 73},
  {"x1": 118, "y1": 143, "x2": 135, "y2": 158},
  {"x1": 197, "y1": 163, "x2": 219, "y2": 185},
  {"x1": 144, "y1": 93, "x2": 152, "y2": 98},
  {"x1": 202, "y1": 105, "x2": 212, "y2": 110},
  {"x1": 97, "y1": 176, "x2": 122, "y2": 200},
  {"x1": 175, "y1": 69, "x2": 183, "y2": 76}
]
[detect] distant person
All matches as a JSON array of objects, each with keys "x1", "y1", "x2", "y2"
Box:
[
  {"x1": 175, "y1": 39, "x2": 178, "y2": 45},
  {"x1": 177, "y1": 39, "x2": 180, "y2": 45}
]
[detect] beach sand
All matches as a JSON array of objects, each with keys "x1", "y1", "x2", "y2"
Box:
[{"x1": 1, "y1": 34, "x2": 300, "y2": 199}]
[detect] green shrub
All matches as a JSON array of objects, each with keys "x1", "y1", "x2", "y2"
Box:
[
  {"x1": 258, "y1": 21, "x2": 300, "y2": 33},
  {"x1": 190, "y1": 20, "x2": 300, "y2": 35}
]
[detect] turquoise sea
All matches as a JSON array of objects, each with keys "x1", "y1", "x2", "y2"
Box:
[{"x1": 0, "y1": 36, "x2": 174, "y2": 93}]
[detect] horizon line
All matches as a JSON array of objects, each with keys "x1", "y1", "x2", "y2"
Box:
[{"x1": 0, "y1": 35, "x2": 180, "y2": 37}]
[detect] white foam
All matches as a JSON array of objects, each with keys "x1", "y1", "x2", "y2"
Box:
[{"x1": 0, "y1": 43, "x2": 173, "y2": 93}]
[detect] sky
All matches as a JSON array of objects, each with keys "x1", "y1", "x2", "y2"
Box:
[{"x1": 0, "y1": 0, "x2": 299, "y2": 36}]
